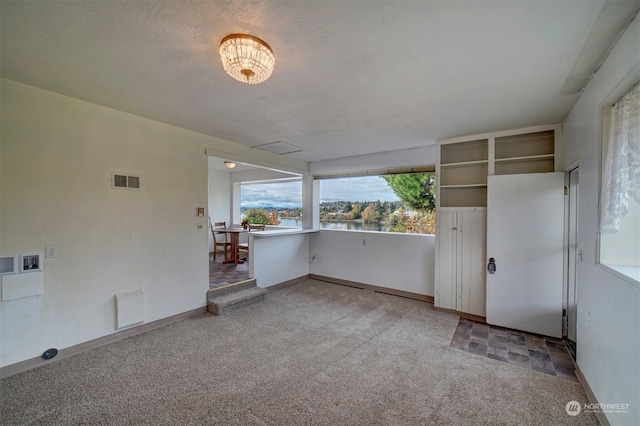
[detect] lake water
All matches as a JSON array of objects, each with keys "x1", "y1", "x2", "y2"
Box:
[{"x1": 278, "y1": 218, "x2": 388, "y2": 232}]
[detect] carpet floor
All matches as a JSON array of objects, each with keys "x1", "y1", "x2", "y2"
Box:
[{"x1": 1, "y1": 279, "x2": 597, "y2": 425}]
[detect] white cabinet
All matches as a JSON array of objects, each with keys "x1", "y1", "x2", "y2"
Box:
[
  {"x1": 435, "y1": 209, "x2": 486, "y2": 316},
  {"x1": 434, "y1": 124, "x2": 561, "y2": 318}
]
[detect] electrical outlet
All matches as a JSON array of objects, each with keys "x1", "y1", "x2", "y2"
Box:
[{"x1": 46, "y1": 246, "x2": 57, "y2": 258}]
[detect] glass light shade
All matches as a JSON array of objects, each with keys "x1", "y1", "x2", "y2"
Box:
[
  {"x1": 224, "y1": 161, "x2": 237, "y2": 169},
  {"x1": 219, "y1": 34, "x2": 275, "y2": 84}
]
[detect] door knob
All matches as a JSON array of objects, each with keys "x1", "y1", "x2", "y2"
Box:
[{"x1": 488, "y1": 258, "x2": 496, "y2": 274}]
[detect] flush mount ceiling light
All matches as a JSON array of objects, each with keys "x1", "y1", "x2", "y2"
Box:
[
  {"x1": 224, "y1": 161, "x2": 236, "y2": 169},
  {"x1": 219, "y1": 34, "x2": 275, "y2": 84}
]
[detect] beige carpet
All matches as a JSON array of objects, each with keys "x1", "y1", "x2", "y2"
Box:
[{"x1": 1, "y1": 279, "x2": 597, "y2": 425}]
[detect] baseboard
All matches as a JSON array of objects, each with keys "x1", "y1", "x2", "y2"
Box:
[
  {"x1": 575, "y1": 366, "x2": 610, "y2": 426},
  {"x1": 266, "y1": 275, "x2": 308, "y2": 292},
  {"x1": 0, "y1": 306, "x2": 207, "y2": 379},
  {"x1": 309, "y1": 274, "x2": 434, "y2": 303},
  {"x1": 432, "y1": 306, "x2": 486, "y2": 323}
]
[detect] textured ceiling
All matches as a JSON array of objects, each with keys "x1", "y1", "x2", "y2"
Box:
[{"x1": 1, "y1": 1, "x2": 636, "y2": 163}]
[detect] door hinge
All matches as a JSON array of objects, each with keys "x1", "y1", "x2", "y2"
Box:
[
  {"x1": 562, "y1": 308, "x2": 567, "y2": 317},
  {"x1": 564, "y1": 186, "x2": 568, "y2": 195}
]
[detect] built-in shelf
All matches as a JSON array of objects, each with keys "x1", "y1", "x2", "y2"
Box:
[
  {"x1": 440, "y1": 187, "x2": 488, "y2": 208},
  {"x1": 440, "y1": 184, "x2": 487, "y2": 188},
  {"x1": 440, "y1": 159, "x2": 489, "y2": 168},
  {"x1": 495, "y1": 158, "x2": 554, "y2": 175},
  {"x1": 494, "y1": 154, "x2": 555, "y2": 164},
  {"x1": 440, "y1": 163, "x2": 488, "y2": 187},
  {"x1": 437, "y1": 126, "x2": 559, "y2": 209},
  {"x1": 435, "y1": 125, "x2": 559, "y2": 318},
  {"x1": 440, "y1": 139, "x2": 488, "y2": 165},
  {"x1": 495, "y1": 130, "x2": 554, "y2": 159}
]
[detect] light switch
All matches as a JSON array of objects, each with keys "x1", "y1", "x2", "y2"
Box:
[{"x1": 197, "y1": 207, "x2": 204, "y2": 217}]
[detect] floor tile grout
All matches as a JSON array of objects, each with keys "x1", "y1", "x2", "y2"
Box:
[
  {"x1": 450, "y1": 318, "x2": 578, "y2": 381},
  {"x1": 209, "y1": 255, "x2": 250, "y2": 289}
]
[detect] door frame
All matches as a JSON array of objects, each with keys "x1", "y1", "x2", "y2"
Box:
[{"x1": 564, "y1": 164, "x2": 579, "y2": 357}]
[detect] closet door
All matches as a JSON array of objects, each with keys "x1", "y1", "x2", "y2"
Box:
[{"x1": 486, "y1": 173, "x2": 564, "y2": 337}]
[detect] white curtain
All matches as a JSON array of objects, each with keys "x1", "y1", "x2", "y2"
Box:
[{"x1": 600, "y1": 82, "x2": 640, "y2": 234}]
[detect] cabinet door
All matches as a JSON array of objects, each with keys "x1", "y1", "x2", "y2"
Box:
[
  {"x1": 458, "y1": 210, "x2": 486, "y2": 316},
  {"x1": 435, "y1": 211, "x2": 457, "y2": 310}
]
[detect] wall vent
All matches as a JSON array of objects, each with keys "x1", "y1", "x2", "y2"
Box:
[
  {"x1": 115, "y1": 289, "x2": 144, "y2": 330},
  {"x1": 112, "y1": 173, "x2": 141, "y2": 190}
]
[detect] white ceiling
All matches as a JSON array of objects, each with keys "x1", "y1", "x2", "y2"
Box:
[{"x1": 2, "y1": 1, "x2": 638, "y2": 163}]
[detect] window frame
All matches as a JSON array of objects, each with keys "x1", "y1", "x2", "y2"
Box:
[
  {"x1": 239, "y1": 178, "x2": 303, "y2": 228},
  {"x1": 596, "y1": 80, "x2": 640, "y2": 288},
  {"x1": 313, "y1": 167, "x2": 436, "y2": 235}
]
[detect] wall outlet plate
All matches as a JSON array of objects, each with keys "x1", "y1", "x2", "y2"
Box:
[{"x1": 46, "y1": 246, "x2": 57, "y2": 258}]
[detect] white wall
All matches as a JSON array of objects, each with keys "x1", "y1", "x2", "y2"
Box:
[
  {"x1": 562, "y1": 14, "x2": 640, "y2": 425},
  {"x1": 0, "y1": 79, "x2": 308, "y2": 368},
  {"x1": 251, "y1": 233, "x2": 310, "y2": 288},
  {"x1": 308, "y1": 148, "x2": 437, "y2": 297},
  {"x1": 309, "y1": 230, "x2": 435, "y2": 296}
]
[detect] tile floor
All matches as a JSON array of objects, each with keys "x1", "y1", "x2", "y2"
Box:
[
  {"x1": 450, "y1": 318, "x2": 577, "y2": 381},
  {"x1": 209, "y1": 256, "x2": 249, "y2": 289}
]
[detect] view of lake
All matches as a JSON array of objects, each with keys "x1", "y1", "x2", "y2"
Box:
[{"x1": 278, "y1": 218, "x2": 389, "y2": 232}]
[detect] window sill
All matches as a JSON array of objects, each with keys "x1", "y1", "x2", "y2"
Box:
[
  {"x1": 599, "y1": 264, "x2": 640, "y2": 289},
  {"x1": 319, "y1": 229, "x2": 435, "y2": 237}
]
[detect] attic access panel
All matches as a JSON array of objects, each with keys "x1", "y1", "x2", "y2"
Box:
[{"x1": 253, "y1": 141, "x2": 304, "y2": 155}]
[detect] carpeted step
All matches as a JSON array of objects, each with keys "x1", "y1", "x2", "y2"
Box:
[
  {"x1": 207, "y1": 286, "x2": 267, "y2": 315},
  {"x1": 208, "y1": 279, "x2": 257, "y2": 298}
]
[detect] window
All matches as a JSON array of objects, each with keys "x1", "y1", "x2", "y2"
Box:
[
  {"x1": 240, "y1": 180, "x2": 302, "y2": 227},
  {"x1": 317, "y1": 173, "x2": 436, "y2": 234},
  {"x1": 599, "y1": 81, "x2": 640, "y2": 285}
]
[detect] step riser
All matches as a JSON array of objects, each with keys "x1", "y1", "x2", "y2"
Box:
[
  {"x1": 208, "y1": 293, "x2": 266, "y2": 315},
  {"x1": 207, "y1": 280, "x2": 267, "y2": 316},
  {"x1": 207, "y1": 279, "x2": 257, "y2": 299}
]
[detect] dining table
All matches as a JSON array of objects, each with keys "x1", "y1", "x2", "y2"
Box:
[{"x1": 219, "y1": 228, "x2": 248, "y2": 264}]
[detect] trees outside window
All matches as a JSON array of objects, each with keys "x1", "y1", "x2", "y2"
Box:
[{"x1": 318, "y1": 173, "x2": 436, "y2": 234}]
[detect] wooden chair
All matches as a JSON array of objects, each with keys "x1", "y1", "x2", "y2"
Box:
[
  {"x1": 210, "y1": 219, "x2": 231, "y2": 261},
  {"x1": 238, "y1": 224, "x2": 266, "y2": 259}
]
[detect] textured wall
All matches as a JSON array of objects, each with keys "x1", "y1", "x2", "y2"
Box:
[
  {"x1": 0, "y1": 80, "x2": 211, "y2": 367},
  {"x1": 562, "y1": 15, "x2": 640, "y2": 425},
  {"x1": 252, "y1": 234, "x2": 310, "y2": 288},
  {"x1": 309, "y1": 230, "x2": 435, "y2": 297}
]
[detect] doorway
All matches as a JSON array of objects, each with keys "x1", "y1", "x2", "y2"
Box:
[{"x1": 566, "y1": 167, "x2": 579, "y2": 360}]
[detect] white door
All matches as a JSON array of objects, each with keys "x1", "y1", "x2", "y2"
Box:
[
  {"x1": 567, "y1": 168, "x2": 579, "y2": 343},
  {"x1": 486, "y1": 173, "x2": 565, "y2": 337}
]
